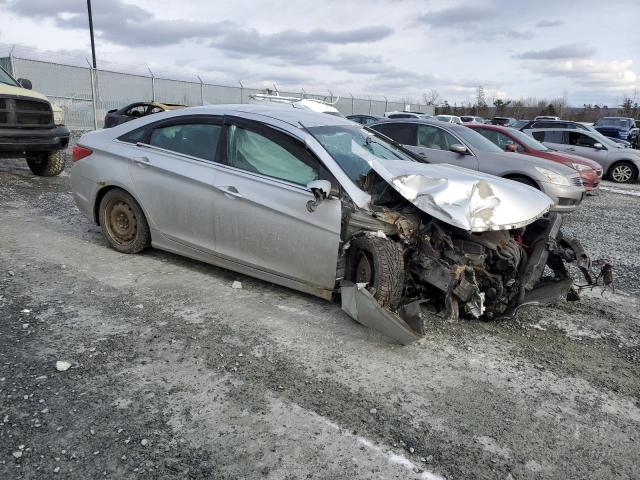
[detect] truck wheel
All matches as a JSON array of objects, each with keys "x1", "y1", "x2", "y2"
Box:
[
  {"x1": 98, "y1": 189, "x2": 151, "y2": 254},
  {"x1": 608, "y1": 161, "x2": 637, "y2": 183},
  {"x1": 347, "y1": 236, "x2": 405, "y2": 308},
  {"x1": 26, "y1": 151, "x2": 66, "y2": 177}
]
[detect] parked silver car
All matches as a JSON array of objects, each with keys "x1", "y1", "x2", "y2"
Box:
[
  {"x1": 70, "y1": 105, "x2": 593, "y2": 344},
  {"x1": 368, "y1": 119, "x2": 585, "y2": 212},
  {"x1": 524, "y1": 127, "x2": 640, "y2": 183}
]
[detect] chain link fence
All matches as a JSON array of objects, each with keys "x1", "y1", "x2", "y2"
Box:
[{"x1": 1, "y1": 53, "x2": 433, "y2": 130}]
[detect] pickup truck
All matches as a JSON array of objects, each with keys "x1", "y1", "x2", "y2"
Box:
[
  {"x1": 0, "y1": 65, "x2": 70, "y2": 176},
  {"x1": 594, "y1": 117, "x2": 639, "y2": 149}
]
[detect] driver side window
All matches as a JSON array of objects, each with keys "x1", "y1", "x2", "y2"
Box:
[
  {"x1": 126, "y1": 105, "x2": 147, "y2": 118},
  {"x1": 417, "y1": 125, "x2": 458, "y2": 150},
  {"x1": 568, "y1": 132, "x2": 596, "y2": 148},
  {"x1": 227, "y1": 125, "x2": 319, "y2": 186}
]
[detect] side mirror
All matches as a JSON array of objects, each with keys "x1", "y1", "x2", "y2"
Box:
[
  {"x1": 593, "y1": 143, "x2": 604, "y2": 150},
  {"x1": 449, "y1": 143, "x2": 468, "y2": 154},
  {"x1": 505, "y1": 143, "x2": 518, "y2": 152},
  {"x1": 17, "y1": 78, "x2": 32, "y2": 90},
  {"x1": 306, "y1": 179, "x2": 333, "y2": 212}
]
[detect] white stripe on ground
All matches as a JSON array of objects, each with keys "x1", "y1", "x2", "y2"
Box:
[
  {"x1": 323, "y1": 419, "x2": 445, "y2": 480},
  {"x1": 599, "y1": 186, "x2": 640, "y2": 197}
]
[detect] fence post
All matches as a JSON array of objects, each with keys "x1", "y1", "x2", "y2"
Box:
[
  {"x1": 86, "y1": 58, "x2": 98, "y2": 130},
  {"x1": 328, "y1": 90, "x2": 334, "y2": 105},
  {"x1": 147, "y1": 65, "x2": 155, "y2": 102},
  {"x1": 8, "y1": 45, "x2": 16, "y2": 77},
  {"x1": 368, "y1": 96, "x2": 372, "y2": 115},
  {"x1": 238, "y1": 81, "x2": 244, "y2": 103},
  {"x1": 197, "y1": 76, "x2": 204, "y2": 106},
  {"x1": 349, "y1": 93, "x2": 354, "y2": 114},
  {"x1": 383, "y1": 96, "x2": 388, "y2": 114},
  {"x1": 301, "y1": 88, "x2": 306, "y2": 99}
]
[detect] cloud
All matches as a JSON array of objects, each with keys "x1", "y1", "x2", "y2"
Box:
[
  {"x1": 534, "y1": 59, "x2": 638, "y2": 89},
  {"x1": 515, "y1": 44, "x2": 596, "y2": 60},
  {"x1": 535, "y1": 19, "x2": 563, "y2": 28},
  {"x1": 416, "y1": 5, "x2": 496, "y2": 27}
]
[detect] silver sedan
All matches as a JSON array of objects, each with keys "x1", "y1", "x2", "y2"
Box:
[
  {"x1": 368, "y1": 119, "x2": 586, "y2": 212},
  {"x1": 70, "y1": 105, "x2": 593, "y2": 344}
]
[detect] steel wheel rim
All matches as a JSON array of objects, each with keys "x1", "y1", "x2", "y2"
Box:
[
  {"x1": 612, "y1": 165, "x2": 633, "y2": 182},
  {"x1": 105, "y1": 199, "x2": 137, "y2": 244},
  {"x1": 355, "y1": 252, "x2": 373, "y2": 284}
]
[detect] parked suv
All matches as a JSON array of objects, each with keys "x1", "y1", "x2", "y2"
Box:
[
  {"x1": 594, "y1": 117, "x2": 638, "y2": 148},
  {"x1": 369, "y1": 119, "x2": 585, "y2": 212},
  {"x1": 0, "y1": 65, "x2": 69, "y2": 176},
  {"x1": 526, "y1": 128, "x2": 640, "y2": 183}
]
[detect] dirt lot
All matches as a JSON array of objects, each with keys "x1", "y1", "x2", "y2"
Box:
[{"x1": 1, "y1": 157, "x2": 639, "y2": 480}]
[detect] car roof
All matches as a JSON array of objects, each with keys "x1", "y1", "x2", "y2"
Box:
[
  {"x1": 174, "y1": 104, "x2": 355, "y2": 128},
  {"x1": 369, "y1": 118, "x2": 463, "y2": 130}
]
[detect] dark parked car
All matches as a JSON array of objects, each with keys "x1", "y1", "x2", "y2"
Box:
[
  {"x1": 593, "y1": 117, "x2": 638, "y2": 148},
  {"x1": 346, "y1": 114, "x2": 384, "y2": 125},
  {"x1": 103, "y1": 102, "x2": 186, "y2": 128}
]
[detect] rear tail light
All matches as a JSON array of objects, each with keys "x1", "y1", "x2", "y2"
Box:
[{"x1": 72, "y1": 144, "x2": 93, "y2": 162}]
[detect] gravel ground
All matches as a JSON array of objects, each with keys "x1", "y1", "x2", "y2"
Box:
[{"x1": 1, "y1": 158, "x2": 639, "y2": 480}]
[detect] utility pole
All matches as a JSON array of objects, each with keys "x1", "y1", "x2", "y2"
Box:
[{"x1": 87, "y1": 0, "x2": 97, "y2": 68}]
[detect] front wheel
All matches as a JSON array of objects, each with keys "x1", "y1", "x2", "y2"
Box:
[
  {"x1": 98, "y1": 189, "x2": 151, "y2": 254},
  {"x1": 26, "y1": 151, "x2": 65, "y2": 177},
  {"x1": 346, "y1": 236, "x2": 405, "y2": 308},
  {"x1": 608, "y1": 161, "x2": 637, "y2": 183}
]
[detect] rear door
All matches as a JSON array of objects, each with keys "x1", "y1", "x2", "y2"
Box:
[
  {"x1": 211, "y1": 117, "x2": 342, "y2": 289},
  {"x1": 126, "y1": 116, "x2": 223, "y2": 252}
]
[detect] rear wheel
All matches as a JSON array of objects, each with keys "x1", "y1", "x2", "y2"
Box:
[
  {"x1": 98, "y1": 189, "x2": 151, "y2": 254},
  {"x1": 608, "y1": 161, "x2": 637, "y2": 183},
  {"x1": 26, "y1": 151, "x2": 65, "y2": 176},
  {"x1": 346, "y1": 236, "x2": 405, "y2": 308}
]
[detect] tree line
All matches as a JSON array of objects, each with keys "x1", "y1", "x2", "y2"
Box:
[{"x1": 420, "y1": 87, "x2": 639, "y2": 122}]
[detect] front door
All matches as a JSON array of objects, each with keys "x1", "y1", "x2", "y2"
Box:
[
  {"x1": 211, "y1": 120, "x2": 342, "y2": 289},
  {"x1": 407, "y1": 124, "x2": 479, "y2": 169}
]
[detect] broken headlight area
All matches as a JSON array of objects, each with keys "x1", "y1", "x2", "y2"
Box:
[{"x1": 340, "y1": 209, "x2": 604, "y2": 345}]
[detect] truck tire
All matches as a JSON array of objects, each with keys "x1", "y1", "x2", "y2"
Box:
[
  {"x1": 98, "y1": 188, "x2": 151, "y2": 254},
  {"x1": 26, "y1": 151, "x2": 66, "y2": 177},
  {"x1": 347, "y1": 236, "x2": 405, "y2": 308},
  {"x1": 608, "y1": 161, "x2": 637, "y2": 183}
]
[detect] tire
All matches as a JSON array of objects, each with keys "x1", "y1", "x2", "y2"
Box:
[
  {"x1": 98, "y1": 188, "x2": 151, "y2": 254},
  {"x1": 608, "y1": 161, "x2": 637, "y2": 183},
  {"x1": 347, "y1": 236, "x2": 405, "y2": 308},
  {"x1": 26, "y1": 150, "x2": 65, "y2": 177},
  {"x1": 507, "y1": 176, "x2": 539, "y2": 189}
]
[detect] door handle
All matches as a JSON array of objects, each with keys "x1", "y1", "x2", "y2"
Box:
[
  {"x1": 133, "y1": 156, "x2": 151, "y2": 167},
  {"x1": 216, "y1": 185, "x2": 243, "y2": 199},
  {"x1": 566, "y1": 147, "x2": 575, "y2": 151}
]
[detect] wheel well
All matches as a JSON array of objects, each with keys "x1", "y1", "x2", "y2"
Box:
[
  {"x1": 502, "y1": 174, "x2": 540, "y2": 190},
  {"x1": 607, "y1": 160, "x2": 639, "y2": 180}
]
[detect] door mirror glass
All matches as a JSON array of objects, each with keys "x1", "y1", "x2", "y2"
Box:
[
  {"x1": 449, "y1": 143, "x2": 468, "y2": 154},
  {"x1": 593, "y1": 142, "x2": 604, "y2": 150},
  {"x1": 505, "y1": 143, "x2": 518, "y2": 152},
  {"x1": 17, "y1": 78, "x2": 32, "y2": 90}
]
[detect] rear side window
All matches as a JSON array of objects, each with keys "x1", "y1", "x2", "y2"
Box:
[
  {"x1": 533, "y1": 130, "x2": 567, "y2": 144},
  {"x1": 149, "y1": 123, "x2": 221, "y2": 162},
  {"x1": 370, "y1": 123, "x2": 417, "y2": 145},
  {"x1": 227, "y1": 125, "x2": 318, "y2": 186}
]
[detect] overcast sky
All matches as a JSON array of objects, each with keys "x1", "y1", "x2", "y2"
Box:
[{"x1": 0, "y1": 0, "x2": 638, "y2": 106}]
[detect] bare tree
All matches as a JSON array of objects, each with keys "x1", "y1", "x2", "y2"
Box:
[{"x1": 422, "y1": 89, "x2": 441, "y2": 106}]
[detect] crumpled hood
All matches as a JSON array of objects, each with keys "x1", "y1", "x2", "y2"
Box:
[{"x1": 370, "y1": 160, "x2": 553, "y2": 232}]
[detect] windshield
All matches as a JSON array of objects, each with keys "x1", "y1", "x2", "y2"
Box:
[
  {"x1": 506, "y1": 128, "x2": 550, "y2": 151},
  {"x1": 436, "y1": 116, "x2": 451, "y2": 122},
  {"x1": 450, "y1": 125, "x2": 503, "y2": 153},
  {"x1": 0, "y1": 65, "x2": 19, "y2": 87},
  {"x1": 307, "y1": 125, "x2": 415, "y2": 184},
  {"x1": 596, "y1": 118, "x2": 631, "y2": 128}
]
